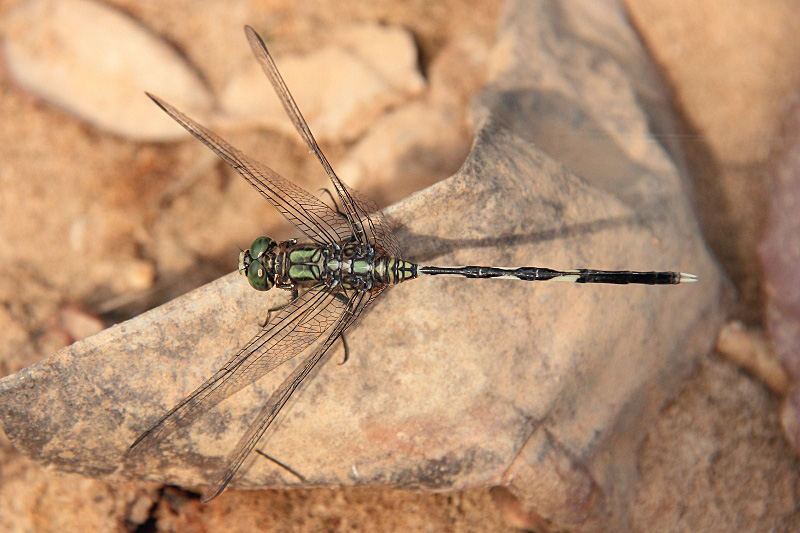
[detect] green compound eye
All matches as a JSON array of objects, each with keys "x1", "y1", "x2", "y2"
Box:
[
  {"x1": 249, "y1": 236, "x2": 275, "y2": 259},
  {"x1": 246, "y1": 260, "x2": 273, "y2": 291}
]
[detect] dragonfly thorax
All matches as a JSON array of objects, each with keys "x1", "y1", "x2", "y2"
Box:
[{"x1": 240, "y1": 235, "x2": 418, "y2": 293}]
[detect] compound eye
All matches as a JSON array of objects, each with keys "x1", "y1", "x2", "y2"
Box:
[
  {"x1": 246, "y1": 260, "x2": 273, "y2": 291},
  {"x1": 249, "y1": 236, "x2": 275, "y2": 259}
]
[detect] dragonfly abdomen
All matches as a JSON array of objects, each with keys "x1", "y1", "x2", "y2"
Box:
[
  {"x1": 417, "y1": 265, "x2": 694, "y2": 285},
  {"x1": 372, "y1": 255, "x2": 418, "y2": 286}
]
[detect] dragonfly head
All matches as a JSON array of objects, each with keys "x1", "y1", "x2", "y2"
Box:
[{"x1": 239, "y1": 236, "x2": 277, "y2": 291}]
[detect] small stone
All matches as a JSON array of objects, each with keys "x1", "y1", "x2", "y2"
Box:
[
  {"x1": 57, "y1": 303, "x2": 105, "y2": 343},
  {"x1": 339, "y1": 101, "x2": 470, "y2": 203},
  {"x1": 220, "y1": 23, "x2": 424, "y2": 142},
  {"x1": 1, "y1": 0, "x2": 213, "y2": 141},
  {"x1": 716, "y1": 321, "x2": 787, "y2": 394},
  {"x1": 126, "y1": 260, "x2": 157, "y2": 292}
]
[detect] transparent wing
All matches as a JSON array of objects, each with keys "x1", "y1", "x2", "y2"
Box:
[
  {"x1": 201, "y1": 288, "x2": 382, "y2": 502},
  {"x1": 147, "y1": 93, "x2": 352, "y2": 245},
  {"x1": 127, "y1": 287, "x2": 349, "y2": 457},
  {"x1": 346, "y1": 184, "x2": 402, "y2": 258},
  {"x1": 245, "y1": 26, "x2": 375, "y2": 248}
]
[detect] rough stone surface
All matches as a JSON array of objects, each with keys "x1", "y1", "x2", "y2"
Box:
[
  {"x1": 761, "y1": 96, "x2": 800, "y2": 456},
  {"x1": 633, "y1": 355, "x2": 800, "y2": 532},
  {"x1": 0, "y1": 430, "x2": 156, "y2": 533},
  {"x1": 0, "y1": 1, "x2": 726, "y2": 531}
]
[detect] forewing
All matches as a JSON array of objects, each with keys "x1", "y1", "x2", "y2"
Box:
[
  {"x1": 244, "y1": 26, "x2": 370, "y2": 247},
  {"x1": 147, "y1": 93, "x2": 352, "y2": 245},
  {"x1": 201, "y1": 288, "x2": 382, "y2": 501},
  {"x1": 127, "y1": 288, "x2": 348, "y2": 457}
]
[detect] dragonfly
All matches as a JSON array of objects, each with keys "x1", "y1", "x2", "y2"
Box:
[{"x1": 127, "y1": 25, "x2": 696, "y2": 502}]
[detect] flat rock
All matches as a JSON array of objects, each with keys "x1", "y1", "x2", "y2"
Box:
[{"x1": 0, "y1": 1, "x2": 727, "y2": 531}]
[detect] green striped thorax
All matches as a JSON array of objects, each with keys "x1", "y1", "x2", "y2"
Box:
[{"x1": 239, "y1": 236, "x2": 277, "y2": 291}]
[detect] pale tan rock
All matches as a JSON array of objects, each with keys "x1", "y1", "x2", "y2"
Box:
[
  {"x1": 626, "y1": 0, "x2": 799, "y2": 167},
  {"x1": 339, "y1": 101, "x2": 470, "y2": 203},
  {"x1": 633, "y1": 357, "x2": 799, "y2": 532},
  {"x1": 717, "y1": 321, "x2": 787, "y2": 395},
  {"x1": 55, "y1": 304, "x2": 105, "y2": 344},
  {"x1": 1, "y1": 0, "x2": 213, "y2": 141},
  {"x1": 332, "y1": 24, "x2": 426, "y2": 98},
  {"x1": 220, "y1": 23, "x2": 424, "y2": 142},
  {"x1": 428, "y1": 35, "x2": 490, "y2": 112},
  {"x1": 340, "y1": 36, "x2": 488, "y2": 204}
]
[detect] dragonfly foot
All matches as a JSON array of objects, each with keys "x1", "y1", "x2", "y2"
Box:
[
  {"x1": 254, "y1": 449, "x2": 306, "y2": 482},
  {"x1": 336, "y1": 332, "x2": 350, "y2": 365}
]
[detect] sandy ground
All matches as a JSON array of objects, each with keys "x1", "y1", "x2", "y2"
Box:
[{"x1": 1, "y1": 0, "x2": 799, "y2": 531}]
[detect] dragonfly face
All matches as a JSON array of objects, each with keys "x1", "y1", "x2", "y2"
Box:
[{"x1": 239, "y1": 236, "x2": 277, "y2": 291}]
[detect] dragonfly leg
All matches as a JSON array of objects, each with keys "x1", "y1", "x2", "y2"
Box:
[
  {"x1": 327, "y1": 290, "x2": 351, "y2": 365},
  {"x1": 254, "y1": 449, "x2": 306, "y2": 482},
  {"x1": 317, "y1": 187, "x2": 347, "y2": 218},
  {"x1": 335, "y1": 332, "x2": 350, "y2": 365},
  {"x1": 260, "y1": 287, "x2": 301, "y2": 327}
]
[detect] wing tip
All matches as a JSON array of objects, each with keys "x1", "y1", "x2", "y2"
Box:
[
  {"x1": 244, "y1": 24, "x2": 266, "y2": 51},
  {"x1": 201, "y1": 472, "x2": 233, "y2": 503},
  {"x1": 125, "y1": 427, "x2": 155, "y2": 457},
  {"x1": 144, "y1": 91, "x2": 169, "y2": 113}
]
